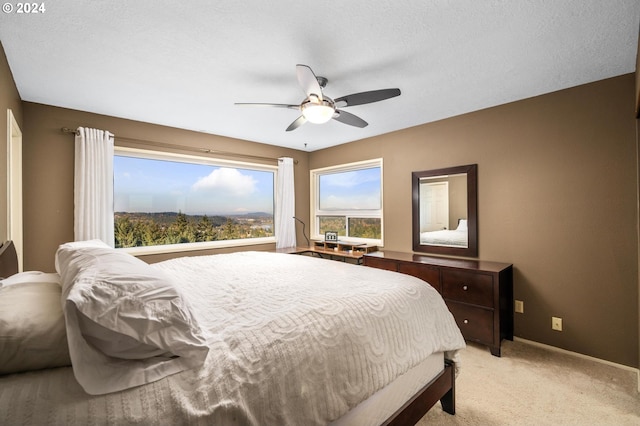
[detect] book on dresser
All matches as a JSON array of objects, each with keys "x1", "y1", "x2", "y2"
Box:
[{"x1": 363, "y1": 250, "x2": 513, "y2": 357}]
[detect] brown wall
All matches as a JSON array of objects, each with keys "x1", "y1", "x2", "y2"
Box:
[
  {"x1": 21, "y1": 102, "x2": 309, "y2": 269},
  {"x1": 309, "y1": 74, "x2": 639, "y2": 367},
  {"x1": 448, "y1": 174, "x2": 466, "y2": 227},
  {"x1": 0, "y1": 41, "x2": 23, "y2": 240}
]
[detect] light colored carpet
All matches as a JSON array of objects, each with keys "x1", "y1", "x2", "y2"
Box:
[{"x1": 417, "y1": 339, "x2": 640, "y2": 425}]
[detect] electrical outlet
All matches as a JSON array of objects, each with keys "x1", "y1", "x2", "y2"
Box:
[
  {"x1": 515, "y1": 300, "x2": 524, "y2": 314},
  {"x1": 552, "y1": 316, "x2": 563, "y2": 331}
]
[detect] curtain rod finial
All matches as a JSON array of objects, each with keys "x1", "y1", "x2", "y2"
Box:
[{"x1": 61, "y1": 127, "x2": 78, "y2": 135}]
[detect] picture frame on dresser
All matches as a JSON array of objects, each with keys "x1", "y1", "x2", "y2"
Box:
[{"x1": 324, "y1": 231, "x2": 338, "y2": 242}]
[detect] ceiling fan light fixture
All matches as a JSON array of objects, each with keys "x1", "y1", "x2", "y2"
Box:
[{"x1": 301, "y1": 100, "x2": 335, "y2": 124}]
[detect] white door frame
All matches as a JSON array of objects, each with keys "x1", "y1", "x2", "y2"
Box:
[{"x1": 7, "y1": 109, "x2": 23, "y2": 272}]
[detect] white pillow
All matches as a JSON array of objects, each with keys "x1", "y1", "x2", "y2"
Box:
[
  {"x1": 55, "y1": 243, "x2": 209, "y2": 395},
  {"x1": 456, "y1": 219, "x2": 468, "y2": 231},
  {"x1": 54, "y1": 239, "x2": 110, "y2": 274},
  {"x1": 0, "y1": 271, "x2": 61, "y2": 288},
  {"x1": 0, "y1": 282, "x2": 71, "y2": 374}
]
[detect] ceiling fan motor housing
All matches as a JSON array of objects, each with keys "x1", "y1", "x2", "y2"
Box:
[{"x1": 301, "y1": 95, "x2": 335, "y2": 123}]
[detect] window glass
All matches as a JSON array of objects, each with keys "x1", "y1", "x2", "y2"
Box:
[
  {"x1": 348, "y1": 217, "x2": 382, "y2": 239},
  {"x1": 311, "y1": 160, "x2": 383, "y2": 244},
  {"x1": 318, "y1": 216, "x2": 346, "y2": 236},
  {"x1": 114, "y1": 153, "x2": 275, "y2": 249},
  {"x1": 318, "y1": 167, "x2": 381, "y2": 210}
]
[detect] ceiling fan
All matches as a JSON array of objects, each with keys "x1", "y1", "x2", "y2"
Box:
[{"x1": 235, "y1": 64, "x2": 401, "y2": 132}]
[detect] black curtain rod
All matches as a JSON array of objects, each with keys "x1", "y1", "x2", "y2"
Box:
[{"x1": 60, "y1": 127, "x2": 297, "y2": 164}]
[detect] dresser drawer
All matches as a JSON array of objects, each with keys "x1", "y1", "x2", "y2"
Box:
[
  {"x1": 398, "y1": 262, "x2": 441, "y2": 292},
  {"x1": 442, "y1": 269, "x2": 493, "y2": 307},
  {"x1": 363, "y1": 256, "x2": 398, "y2": 272},
  {"x1": 447, "y1": 302, "x2": 494, "y2": 344}
]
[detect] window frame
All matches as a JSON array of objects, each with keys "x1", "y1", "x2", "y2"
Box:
[
  {"x1": 309, "y1": 158, "x2": 383, "y2": 245},
  {"x1": 114, "y1": 147, "x2": 277, "y2": 255}
]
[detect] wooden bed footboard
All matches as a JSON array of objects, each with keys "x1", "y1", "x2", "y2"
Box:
[{"x1": 383, "y1": 360, "x2": 456, "y2": 425}]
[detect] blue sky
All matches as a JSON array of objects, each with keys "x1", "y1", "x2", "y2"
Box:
[
  {"x1": 319, "y1": 167, "x2": 381, "y2": 210},
  {"x1": 114, "y1": 156, "x2": 274, "y2": 215}
]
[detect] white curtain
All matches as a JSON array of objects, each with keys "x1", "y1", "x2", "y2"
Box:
[
  {"x1": 275, "y1": 157, "x2": 296, "y2": 248},
  {"x1": 74, "y1": 127, "x2": 115, "y2": 247}
]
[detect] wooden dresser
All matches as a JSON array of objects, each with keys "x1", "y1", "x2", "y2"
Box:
[{"x1": 363, "y1": 250, "x2": 513, "y2": 356}]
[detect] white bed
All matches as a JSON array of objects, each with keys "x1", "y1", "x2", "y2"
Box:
[
  {"x1": 420, "y1": 219, "x2": 468, "y2": 247},
  {"x1": 420, "y1": 229, "x2": 468, "y2": 247},
  {"x1": 0, "y1": 240, "x2": 465, "y2": 425}
]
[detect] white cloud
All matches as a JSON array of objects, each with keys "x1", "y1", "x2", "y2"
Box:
[{"x1": 191, "y1": 168, "x2": 257, "y2": 196}]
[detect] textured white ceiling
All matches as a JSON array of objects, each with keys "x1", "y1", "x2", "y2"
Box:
[{"x1": 1, "y1": 0, "x2": 638, "y2": 151}]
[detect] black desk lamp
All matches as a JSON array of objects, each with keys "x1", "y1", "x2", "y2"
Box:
[{"x1": 293, "y1": 217, "x2": 310, "y2": 247}]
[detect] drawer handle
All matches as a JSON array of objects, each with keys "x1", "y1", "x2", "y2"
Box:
[
  {"x1": 463, "y1": 319, "x2": 469, "y2": 324},
  {"x1": 462, "y1": 285, "x2": 468, "y2": 291}
]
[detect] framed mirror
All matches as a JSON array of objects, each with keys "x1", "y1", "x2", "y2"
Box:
[{"x1": 412, "y1": 164, "x2": 477, "y2": 257}]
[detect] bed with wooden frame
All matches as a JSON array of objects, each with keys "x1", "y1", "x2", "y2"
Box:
[{"x1": 0, "y1": 240, "x2": 464, "y2": 425}]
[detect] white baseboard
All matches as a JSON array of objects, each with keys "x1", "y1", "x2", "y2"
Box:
[{"x1": 513, "y1": 337, "x2": 640, "y2": 392}]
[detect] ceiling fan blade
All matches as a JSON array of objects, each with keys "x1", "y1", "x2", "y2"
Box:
[
  {"x1": 286, "y1": 115, "x2": 307, "y2": 132},
  {"x1": 333, "y1": 110, "x2": 368, "y2": 128},
  {"x1": 235, "y1": 103, "x2": 299, "y2": 110},
  {"x1": 334, "y1": 88, "x2": 401, "y2": 107},
  {"x1": 296, "y1": 64, "x2": 323, "y2": 100}
]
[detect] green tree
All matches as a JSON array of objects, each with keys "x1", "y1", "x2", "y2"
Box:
[
  {"x1": 349, "y1": 218, "x2": 381, "y2": 239},
  {"x1": 174, "y1": 212, "x2": 189, "y2": 233},
  {"x1": 249, "y1": 226, "x2": 268, "y2": 238},
  {"x1": 196, "y1": 215, "x2": 216, "y2": 242},
  {"x1": 166, "y1": 211, "x2": 196, "y2": 244},
  {"x1": 219, "y1": 218, "x2": 240, "y2": 240},
  {"x1": 140, "y1": 220, "x2": 163, "y2": 246},
  {"x1": 115, "y1": 216, "x2": 137, "y2": 248}
]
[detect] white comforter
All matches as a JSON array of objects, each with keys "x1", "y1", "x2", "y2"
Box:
[
  {"x1": 0, "y1": 251, "x2": 464, "y2": 425},
  {"x1": 420, "y1": 229, "x2": 468, "y2": 247}
]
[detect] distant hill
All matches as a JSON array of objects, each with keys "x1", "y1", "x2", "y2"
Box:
[
  {"x1": 239, "y1": 212, "x2": 272, "y2": 218},
  {"x1": 114, "y1": 212, "x2": 225, "y2": 227}
]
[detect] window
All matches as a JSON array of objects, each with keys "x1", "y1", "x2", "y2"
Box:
[
  {"x1": 310, "y1": 159, "x2": 383, "y2": 244},
  {"x1": 114, "y1": 148, "x2": 276, "y2": 253}
]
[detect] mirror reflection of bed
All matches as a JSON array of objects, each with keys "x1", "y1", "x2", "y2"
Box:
[{"x1": 420, "y1": 218, "x2": 468, "y2": 247}]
